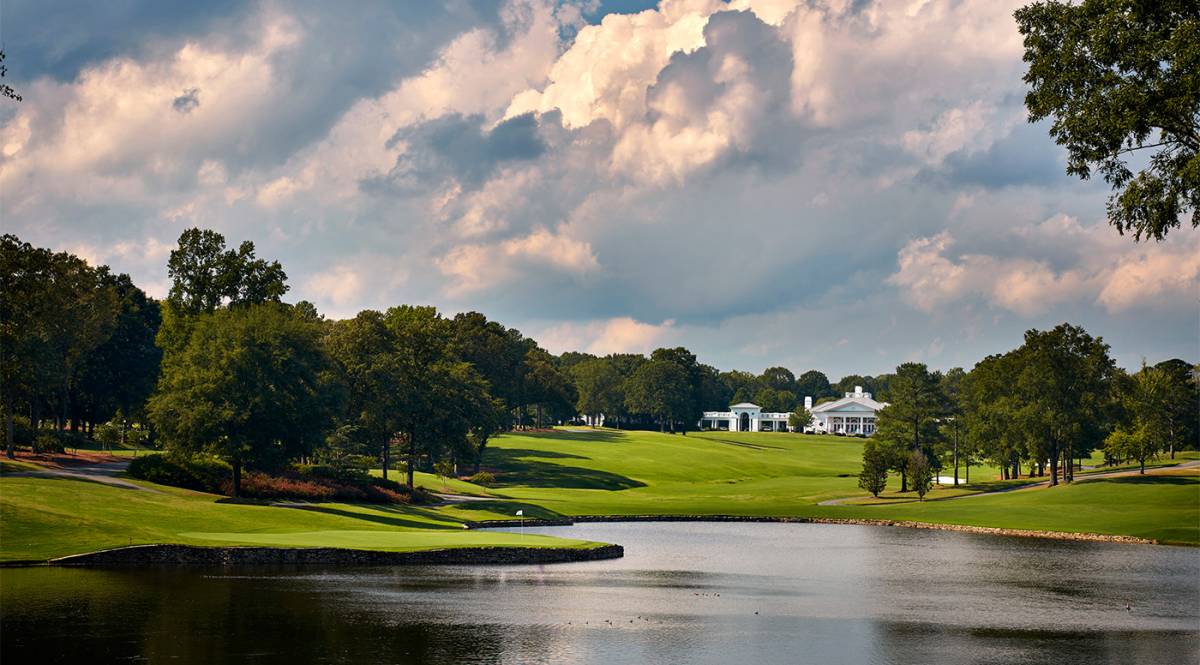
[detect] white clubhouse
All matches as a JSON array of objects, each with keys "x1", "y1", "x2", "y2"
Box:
[{"x1": 700, "y1": 386, "x2": 887, "y2": 435}]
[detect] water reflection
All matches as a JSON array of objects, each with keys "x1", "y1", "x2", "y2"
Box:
[{"x1": 2, "y1": 523, "x2": 1196, "y2": 664}]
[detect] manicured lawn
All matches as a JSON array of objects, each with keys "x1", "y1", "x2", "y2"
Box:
[
  {"x1": 4, "y1": 427, "x2": 1196, "y2": 562},
  {"x1": 837, "y1": 472, "x2": 1200, "y2": 545},
  {"x1": 0, "y1": 476, "x2": 601, "y2": 563},
  {"x1": 472, "y1": 429, "x2": 1198, "y2": 543}
]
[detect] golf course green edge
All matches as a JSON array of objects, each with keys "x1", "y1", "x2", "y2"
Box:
[{"x1": 9, "y1": 542, "x2": 625, "y2": 566}]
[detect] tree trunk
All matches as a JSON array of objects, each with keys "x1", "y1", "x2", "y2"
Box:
[
  {"x1": 31, "y1": 388, "x2": 40, "y2": 436},
  {"x1": 232, "y1": 459, "x2": 242, "y2": 497},
  {"x1": 5, "y1": 389, "x2": 14, "y2": 460},
  {"x1": 952, "y1": 425, "x2": 959, "y2": 486},
  {"x1": 659, "y1": 417, "x2": 664, "y2": 433},
  {"x1": 59, "y1": 383, "x2": 70, "y2": 435},
  {"x1": 1048, "y1": 444, "x2": 1059, "y2": 487},
  {"x1": 1139, "y1": 452, "x2": 1145, "y2": 475},
  {"x1": 900, "y1": 471, "x2": 908, "y2": 493},
  {"x1": 406, "y1": 431, "x2": 416, "y2": 489},
  {"x1": 382, "y1": 438, "x2": 389, "y2": 481},
  {"x1": 536, "y1": 403, "x2": 542, "y2": 430}
]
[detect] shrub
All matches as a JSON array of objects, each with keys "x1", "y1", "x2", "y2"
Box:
[
  {"x1": 127, "y1": 455, "x2": 228, "y2": 494},
  {"x1": 469, "y1": 471, "x2": 495, "y2": 487},
  {"x1": 294, "y1": 463, "x2": 368, "y2": 484},
  {"x1": 96, "y1": 422, "x2": 122, "y2": 450},
  {"x1": 3, "y1": 415, "x2": 34, "y2": 449},
  {"x1": 34, "y1": 432, "x2": 64, "y2": 454}
]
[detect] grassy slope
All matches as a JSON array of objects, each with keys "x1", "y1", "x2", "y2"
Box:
[
  {"x1": 0, "y1": 476, "x2": 603, "y2": 563},
  {"x1": 3, "y1": 428, "x2": 1196, "y2": 562},
  {"x1": 478, "y1": 429, "x2": 1199, "y2": 544}
]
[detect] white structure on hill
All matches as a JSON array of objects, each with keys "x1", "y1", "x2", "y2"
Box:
[
  {"x1": 807, "y1": 386, "x2": 887, "y2": 435},
  {"x1": 698, "y1": 386, "x2": 888, "y2": 434},
  {"x1": 699, "y1": 403, "x2": 792, "y2": 432}
]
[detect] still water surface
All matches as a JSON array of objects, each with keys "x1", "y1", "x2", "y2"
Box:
[{"x1": 3, "y1": 522, "x2": 1197, "y2": 664}]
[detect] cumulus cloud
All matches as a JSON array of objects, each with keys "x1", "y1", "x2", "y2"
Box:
[
  {"x1": 2, "y1": 0, "x2": 1193, "y2": 376},
  {"x1": 888, "y1": 217, "x2": 1200, "y2": 316},
  {"x1": 437, "y1": 225, "x2": 600, "y2": 296},
  {"x1": 537, "y1": 317, "x2": 676, "y2": 356}
]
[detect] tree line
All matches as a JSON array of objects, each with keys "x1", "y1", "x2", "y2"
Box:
[
  {"x1": 859, "y1": 326, "x2": 1198, "y2": 500},
  {"x1": 4, "y1": 231, "x2": 1195, "y2": 497}
]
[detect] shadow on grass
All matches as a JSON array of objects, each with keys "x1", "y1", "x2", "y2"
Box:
[
  {"x1": 489, "y1": 448, "x2": 591, "y2": 461},
  {"x1": 449, "y1": 501, "x2": 565, "y2": 521},
  {"x1": 485, "y1": 458, "x2": 645, "y2": 491},
  {"x1": 507, "y1": 429, "x2": 626, "y2": 443},
  {"x1": 699, "y1": 437, "x2": 786, "y2": 451},
  {"x1": 483, "y1": 447, "x2": 645, "y2": 490},
  {"x1": 278, "y1": 504, "x2": 463, "y2": 530},
  {"x1": 1081, "y1": 474, "x2": 1197, "y2": 487}
]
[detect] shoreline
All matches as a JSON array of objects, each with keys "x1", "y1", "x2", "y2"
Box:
[
  {"x1": 463, "y1": 515, "x2": 1161, "y2": 545},
  {"x1": 5, "y1": 543, "x2": 624, "y2": 567}
]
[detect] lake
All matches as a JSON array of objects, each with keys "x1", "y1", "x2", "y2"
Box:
[{"x1": 3, "y1": 522, "x2": 1197, "y2": 664}]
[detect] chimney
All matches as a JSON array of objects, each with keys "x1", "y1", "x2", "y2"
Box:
[{"x1": 804, "y1": 396, "x2": 812, "y2": 409}]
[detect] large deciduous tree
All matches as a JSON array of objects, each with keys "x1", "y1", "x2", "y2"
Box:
[
  {"x1": 147, "y1": 303, "x2": 335, "y2": 496},
  {"x1": 1016, "y1": 0, "x2": 1199, "y2": 241},
  {"x1": 323, "y1": 311, "x2": 405, "y2": 478},
  {"x1": 624, "y1": 360, "x2": 692, "y2": 433},
  {"x1": 72, "y1": 272, "x2": 162, "y2": 440},
  {"x1": 1154, "y1": 358, "x2": 1199, "y2": 457},
  {"x1": 1015, "y1": 324, "x2": 1115, "y2": 485},
  {"x1": 573, "y1": 358, "x2": 625, "y2": 428},
  {"x1": 385, "y1": 305, "x2": 490, "y2": 488},
  {"x1": 873, "y1": 362, "x2": 946, "y2": 492},
  {"x1": 159, "y1": 228, "x2": 289, "y2": 356}
]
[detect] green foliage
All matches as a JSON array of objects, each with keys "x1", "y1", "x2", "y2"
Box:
[
  {"x1": 572, "y1": 358, "x2": 625, "y2": 425},
  {"x1": 383, "y1": 305, "x2": 494, "y2": 487},
  {"x1": 858, "y1": 441, "x2": 889, "y2": 498},
  {"x1": 72, "y1": 273, "x2": 162, "y2": 429},
  {"x1": 874, "y1": 362, "x2": 946, "y2": 489},
  {"x1": 2, "y1": 415, "x2": 34, "y2": 449},
  {"x1": 624, "y1": 359, "x2": 692, "y2": 432},
  {"x1": 293, "y1": 463, "x2": 369, "y2": 485},
  {"x1": 34, "y1": 432, "x2": 65, "y2": 455},
  {"x1": 127, "y1": 455, "x2": 230, "y2": 494},
  {"x1": 788, "y1": 408, "x2": 814, "y2": 432},
  {"x1": 147, "y1": 302, "x2": 337, "y2": 495},
  {"x1": 469, "y1": 471, "x2": 496, "y2": 487},
  {"x1": 166, "y1": 228, "x2": 288, "y2": 316},
  {"x1": 753, "y1": 388, "x2": 796, "y2": 413},
  {"x1": 96, "y1": 422, "x2": 121, "y2": 451},
  {"x1": 1016, "y1": 0, "x2": 1199, "y2": 241},
  {"x1": 908, "y1": 449, "x2": 933, "y2": 501},
  {"x1": 431, "y1": 460, "x2": 453, "y2": 490}
]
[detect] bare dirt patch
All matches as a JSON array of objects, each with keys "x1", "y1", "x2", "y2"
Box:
[{"x1": 6, "y1": 450, "x2": 128, "y2": 469}]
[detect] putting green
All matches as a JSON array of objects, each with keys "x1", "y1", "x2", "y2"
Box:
[{"x1": 178, "y1": 529, "x2": 597, "y2": 550}]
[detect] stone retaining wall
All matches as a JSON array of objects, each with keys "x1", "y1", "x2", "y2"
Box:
[
  {"x1": 464, "y1": 515, "x2": 1156, "y2": 545},
  {"x1": 46, "y1": 543, "x2": 624, "y2": 566}
]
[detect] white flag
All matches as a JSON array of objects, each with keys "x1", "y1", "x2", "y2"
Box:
[{"x1": 516, "y1": 510, "x2": 524, "y2": 516}]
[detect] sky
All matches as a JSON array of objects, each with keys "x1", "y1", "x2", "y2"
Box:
[{"x1": 1, "y1": 0, "x2": 1196, "y2": 379}]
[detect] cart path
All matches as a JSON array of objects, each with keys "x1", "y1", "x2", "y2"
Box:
[
  {"x1": 1, "y1": 458, "x2": 168, "y2": 494},
  {"x1": 817, "y1": 459, "x2": 1200, "y2": 507}
]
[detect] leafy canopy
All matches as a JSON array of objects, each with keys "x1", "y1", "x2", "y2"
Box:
[{"x1": 1016, "y1": 0, "x2": 1199, "y2": 241}]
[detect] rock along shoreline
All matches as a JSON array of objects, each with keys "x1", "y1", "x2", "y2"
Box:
[
  {"x1": 463, "y1": 515, "x2": 1158, "y2": 545},
  {"x1": 37, "y1": 543, "x2": 624, "y2": 567}
]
